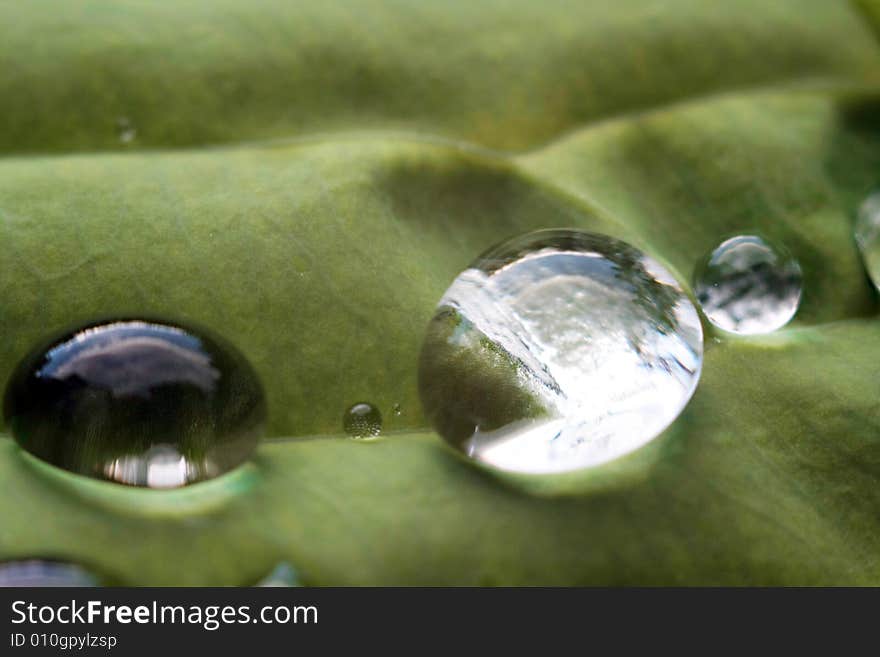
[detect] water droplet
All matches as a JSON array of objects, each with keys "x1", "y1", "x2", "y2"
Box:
[
  {"x1": 392, "y1": 403, "x2": 402, "y2": 417},
  {"x1": 3, "y1": 319, "x2": 266, "y2": 487},
  {"x1": 418, "y1": 229, "x2": 703, "y2": 474},
  {"x1": 694, "y1": 235, "x2": 802, "y2": 335},
  {"x1": 855, "y1": 190, "x2": 880, "y2": 291},
  {"x1": 0, "y1": 560, "x2": 98, "y2": 587},
  {"x1": 343, "y1": 402, "x2": 382, "y2": 438},
  {"x1": 116, "y1": 117, "x2": 136, "y2": 144},
  {"x1": 255, "y1": 562, "x2": 301, "y2": 587}
]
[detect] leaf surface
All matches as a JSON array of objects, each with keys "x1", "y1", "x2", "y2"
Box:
[{"x1": 1, "y1": 0, "x2": 880, "y2": 584}]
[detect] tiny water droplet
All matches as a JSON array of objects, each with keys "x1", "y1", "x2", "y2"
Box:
[
  {"x1": 392, "y1": 403, "x2": 402, "y2": 417},
  {"x1": 418, "y1": 229, "x2": 703, "y2": 474},
  {"x1": 343, "y1": 402, "x2": 382, "y2": 438},
  {"x1": 0, "y1": 560, "x2": 98, "y2": 587},
  {"x1": 855, "y1": 190, "x2": 880, "y2": 292},
  {"x1": 255, "y1": 562, "x2": 301, "y2": 587},
  {"x1": 290, "y1": 254, "x2": 312, "y2": 278},
  {"x1": 3, "y1": 319, "x2": 266, "y2": 487},
  {"x1": 116, "y1": 117, "x2": 136, "y2": 144},
  {"x1": 694, "y1": 234, "x2": 802, "y2": 335}
]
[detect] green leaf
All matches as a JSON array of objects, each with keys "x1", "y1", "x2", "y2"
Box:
[
  {"x1": 1, "y1": 0, "x2": 878, "y2": 154},
  {"x1": 1, "y1": 0, "x2": 880, "y2": 584}
]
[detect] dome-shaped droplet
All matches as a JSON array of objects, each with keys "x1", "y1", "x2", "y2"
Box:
[
  {"x1": 418, "y1": 229, "x2": 703, "y2": 474},
  {"x1": 855, "y1": 190, "x2": 880, "y2": 291},
  {"x1": 694, "y1": 235, "x2": 802, "y2": 335},
  {"x1": 255, "y1": 562, "x2": 302, "y2": 587},
  {"x1": 3, "y1": 319, "x2": 266, "y2": 487},
  {"x1": 343, "y1": 402, "x2": 382, "y2": 438},
  {"x1": 0, "y1": 560, "x2": 98, "y2": 587}
]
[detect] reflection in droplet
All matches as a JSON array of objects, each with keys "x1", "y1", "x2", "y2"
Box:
[
  {"x1": 855, "y1": 190, "x2": 880, "y2": 292},
  {"x1": 418, "y1": 229, "x2": 703, "y2": 475},
  {"x1": 694, "y1": 235, "x2": 802, "y2": 335},
  {"x1": 343, "y1": 402, "x2": 382, "y2": 438},
  {"x1": 3, "y1": 319, "x2": 266, "y2": 487},
  {"x1": 255, "y1": 562, "x2": 302, "y2": 587},
  {"x1": 104, "y1": 444, "x2": 194, "y2": 489},
  {"x1": 116, "y1": 117, "x2": 136, "y2": 144},
  {"x1": 0, "y1": 560, "x2": 98, "y2": 587}
]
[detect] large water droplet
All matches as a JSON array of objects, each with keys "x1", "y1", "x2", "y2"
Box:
[
  {"x1": 855, "y1": 190, "x2": 880, "y2": 291},
  {"x1": 0, "y1": 560, "x2": 98, "y2": 587},
  {"x1": 3, "y1": 319, "x2": 266, "y2": 487},
  {"x1": 343, "y1": 402, "x2": 382, "y2": 438},
  {"x1": 694, "y1": 235, "x2": 802, "y2": 335},
  {"x1": 418, "y1": 229, "x2": 703, "y2": 475}
]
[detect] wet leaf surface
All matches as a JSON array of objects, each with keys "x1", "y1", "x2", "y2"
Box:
[{"x1": 1, "y1": 0, "x2": 880, "y2": 584}]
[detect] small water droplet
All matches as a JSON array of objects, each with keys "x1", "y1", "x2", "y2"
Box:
[
  {"x1": 0, "y1": 560, "x2": 98, "y2": 587},
  {"x1": 255, "y1": 562, "x2": 301, "y2": 587},
  {"x1": 694, "y1": 234, "x2": 802, "y2": 335},
  {"x1": 3, "y1": 319, "x2": 266, "y2": 487},
  {"x1": 343, "y1": 402, "x2": 382, "y2": 438},
  {"x1": 116, "y1": 117, "x2": 136, "y2": 144},
  {"x1": 392, "y1": 403, "x2": 402, "y2": 417},
  {"x1": 855, "y1": 190, "x2": 880, "y2": 291},
  {"x1": 418, "y1": 229, "x2": 703, "y2": 474}
]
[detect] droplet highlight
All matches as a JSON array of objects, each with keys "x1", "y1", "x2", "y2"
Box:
[
  {"x1": 418, "y1": 229, "x2": 703, "y2": 475},
  {"x1": 855, "y1": 189, "x2": 880, "y2": 292},
  {"x1": 343, "y1": 402, "x2": 382, "y2": 438},
  {"x1": 694, "y1": 234, "x2": 802, "y2": 335},
  {"x1": 0, "y1": 560, "x2": 98, "y2": 587},
  {"x1": 3, "y1": 319, "x2": 266, "y2": 487}
]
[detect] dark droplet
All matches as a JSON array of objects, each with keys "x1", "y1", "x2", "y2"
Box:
[
  {"x1": 3, "y1": 319, "x2": 266, "y2": 487},
  {"x1": 343, "y1": 402, "x2": 382, "y2": 438},
  {"x1": 0, "y1": 560, "x2": 98, "y2": 587}
]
